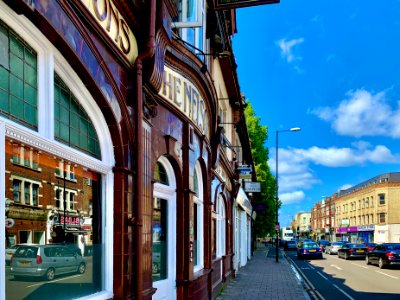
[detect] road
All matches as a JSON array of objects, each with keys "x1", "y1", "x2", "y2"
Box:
[{"x1": 286, "y1": 249, "x2": 400, "y2": 300}]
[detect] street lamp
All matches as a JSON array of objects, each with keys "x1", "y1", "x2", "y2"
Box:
[{"x1": 275, "y1": 127, "x2": 301, "y2": 262}]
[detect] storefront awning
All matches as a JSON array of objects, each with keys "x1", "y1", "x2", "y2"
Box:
[{"x1": 236, "y1": 187, "x2": 252, "y2": 216}]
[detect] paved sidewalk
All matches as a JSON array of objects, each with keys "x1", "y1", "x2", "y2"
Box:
[{"x1": 216, "y1": 244, "x2": 311, "y2": 300}]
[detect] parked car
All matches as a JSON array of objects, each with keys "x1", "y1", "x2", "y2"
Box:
[
  {"x1": 5, "y1": 243, "x2": 32, "y2": 266},
  {"x1": 325, "y1": 241, "x2": 345, "y2": 255},
  {"x1": 297, "y1": 242, "x2": 323, "y2": 259},
  {"x1": 5, "y1": 245, "x2": 20, "y2": 266},
  {"x1": 317, "y1": 240, "x2": 331, "y2": 252},
  {"x1": 364, "y1": 242, "x2": 377, "y2": 253},
  {"x1": 284, "y1": 240, "x2": 297, "y2": 251},
  {"x1": 338, "y1": 243, "x2": 367, "y2": 260},
  {"x1": 10, "y1": 244, "x2": 86, "y2": 280},
  {"x1": 366, "y1": 243, "x2": 400, "y2": 269}
]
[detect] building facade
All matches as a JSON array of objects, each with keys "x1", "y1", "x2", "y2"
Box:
[
  {"x1": 334, "y1": 173, "x2": 400, "y2": 244},
  {"x1": 1, "y1": 1, "x2": 255, "y2": 299},
  {"x1": 310, "y1": 197, "x2": 335, "y2": 241}
]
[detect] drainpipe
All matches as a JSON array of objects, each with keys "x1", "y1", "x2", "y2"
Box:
[{"x1": 134, "y1": 0, "x2": 156, "y2": 299}]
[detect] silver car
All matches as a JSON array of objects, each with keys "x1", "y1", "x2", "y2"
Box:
[
  {"x1": 325, "y1": 241, "x2": 345, "y2": 255},
  {"x1": 10, "y1": 244, "x2": 86, "y2": 280}
]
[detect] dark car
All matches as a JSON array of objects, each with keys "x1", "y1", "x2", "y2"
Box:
[
  {"x1": 366, "y1": 243, "x2": 400, "y2": 269},
  {"x1": 338, "y1": 243, "x2": 367, "y2": 260},
  {"x1": 365, "y1": 242, "x2": 377, "y2": 253},
  {"x1": 317, "y1": 240, "x2": 331, "y2": 252},
  {"x1": 297, "y1": 242, "x2": 323, "y2": 259},
  {"x1": 284, "y1": 240, "x2": 297, "y2": 251}
]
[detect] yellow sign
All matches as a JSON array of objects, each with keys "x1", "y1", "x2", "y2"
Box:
[
  {"x1": 159, "y1": 66, "x2": 209, "y2": 136},
  {"x1": 80, "y1": 0, "x2": 138, "y2": 65}
]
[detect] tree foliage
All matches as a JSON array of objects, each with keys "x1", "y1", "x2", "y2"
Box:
[{"x1": 244, "y1": 102, "x2": 277, "y2": 238}]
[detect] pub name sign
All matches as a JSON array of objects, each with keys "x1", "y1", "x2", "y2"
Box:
[{"x1": 80, "y1": 0, "x2": 138, "y2": 65}]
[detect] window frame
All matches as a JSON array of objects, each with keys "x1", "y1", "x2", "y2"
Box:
[{"x1": 0, "y1": 3, "x2": 115, "y2": 298}]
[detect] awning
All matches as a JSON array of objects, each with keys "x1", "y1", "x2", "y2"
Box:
[{"x1": 236, "y1": 187, "x2": 252, "y2": 216}]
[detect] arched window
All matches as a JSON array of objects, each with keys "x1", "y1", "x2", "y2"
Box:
[
  {"x1": 216, "y1": 195, "x2": 226, "y2": 257},
  {"x1": 193, "y1": 162, "x2": 204, "y2": 271},
  {"x1": 152, "y1": 156, "x2": 177, "y2": 300},
  {"x1": 1, "y1": 3, "x2": 114, "y2": 299}
]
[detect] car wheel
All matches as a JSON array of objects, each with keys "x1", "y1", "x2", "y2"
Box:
[
  {"x1": 344, "y1": 253, "x2": 349, "y2": 260},
  {"x1": 45, "y1": 268, "x2": 55, "y2": 281},
  {"x1": 379, "y1": 258, "x2": 386, "y2": 269},
  {"x1": 366, "y1": 256, "x2": 370, "y2": 265},
  {"x1": 77, "y1": 262, "x2": 86, "y2": 274}
]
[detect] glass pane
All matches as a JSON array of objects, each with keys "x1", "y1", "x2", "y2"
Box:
[
  {"x1": 24, "y1": 84, "x2": 37, "y2": 105},
  {"x1": 0, "y1": 89, "x2": 8, "y2": 111},
  {"x1": 24, "y1": 103, "x2": 37, "y2": 125},
  {"x1": 0, "y1": 67, "x2": 9, "y2": 89},
  {"x1": 154, "y1": 162, "x2": 169, "y2": 185},
  {"x1": 0, "y1": 23, "x2": 9, "y2": 68},
  {"x1": 152, "y1": 197, "x2": 168, "y2": 281},
  {"x1": 10, "y1": 95, "x2": 24, "y2": 119},
  {"x1": 5, "y1": 137, "x2": 103, "y2": 298},
  {"x1": 9, "y1": 74, "x2": 23, "y2": 98},
  {"x1": 24, "y1": 65, "x2": 37, "y2": 87},
  {"x1": 10, "y1": 54, "x2": 23, "y2": 77},
  {"x1": 24, "y1": 48, "x2": 36, "y2": 67},
  {"x1": 9, "y1": 35, "x2": 23, "y2": 58}
]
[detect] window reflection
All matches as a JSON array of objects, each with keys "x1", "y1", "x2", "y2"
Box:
[
  {"x1": 152, "y1": 197, "x2": 168, "y2": 281},
  {"x1": 5, "y1": 138, "x2": 103, "y2": 299}
]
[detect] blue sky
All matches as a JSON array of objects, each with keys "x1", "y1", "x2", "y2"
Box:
[{"x1": 232, "y1": 0, "x2": 400, "y2": 228}]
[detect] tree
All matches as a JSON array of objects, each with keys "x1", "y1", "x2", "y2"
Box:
[{"x1": 244, "y1": 102, "x2": 277, "y2": 238}]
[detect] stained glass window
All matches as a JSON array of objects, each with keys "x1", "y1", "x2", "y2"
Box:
[
  {"x1": 54, "y1": 73, "x2": 101, "y2": 159},
  {"x1": 0, "y1": 20, "x2": 38, "y2": 129}
]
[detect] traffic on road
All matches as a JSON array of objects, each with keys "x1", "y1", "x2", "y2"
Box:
[{"x1": 283, "y1": 240, "x2": 400, "y2": 300}]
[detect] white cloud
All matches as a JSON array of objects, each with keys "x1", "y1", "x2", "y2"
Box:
[
  {"x1": 276, "y1": 38, "x2": 304, "y2": 63},
  {"x1": 310, "y1": 89, "x2": 400, "y2": 138},
  {"x1": 269, "y1": 142, "x2": 399, "y2": 204},
  {"x1": 280, "y1": 191, "x2": 305, "y2": 205}
]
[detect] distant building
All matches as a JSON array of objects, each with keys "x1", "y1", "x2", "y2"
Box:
[
  {"x1": 311, "y1": 197, "x2": 335, "y2": 241},
  {"x1": 334, "y1": 173, "x2": 400, "y2": 244},
  {"x1": 292, "y1": 212, "x2": 311, "y2": 238}
]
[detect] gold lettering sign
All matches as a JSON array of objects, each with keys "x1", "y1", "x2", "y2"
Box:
[
  {"x1": 80, "y1": 0, "x2": 138, "y2": 65},
  {"x1": 159, "y1": 66, "x2": 209, "y2": 136}
]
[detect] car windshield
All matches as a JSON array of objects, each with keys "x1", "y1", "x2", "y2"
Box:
[
  {"x1": 303, "y1": 243, "x2": 318, "y2": 248},
  {"x1": 332, "y1": 242, "x2": 343, "y2": 246}
]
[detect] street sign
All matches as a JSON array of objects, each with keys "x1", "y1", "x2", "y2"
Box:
[
  {"x1": 5, "y1": 218, "x2": 15, "y2": 229},
  {"x1": 275, "y1": 224, "x2": 280, "y2": 230},
  {"x1": 244, "y1": 182, "x2": 261, "y2": 193}
]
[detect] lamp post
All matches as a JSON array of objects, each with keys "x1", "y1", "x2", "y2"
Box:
[{"x1": 275, "y1": 127, "x2": 301, "y2": 262}]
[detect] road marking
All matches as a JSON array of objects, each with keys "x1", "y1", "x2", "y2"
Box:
[
  {"x1": 317, "y1": 271, "x2": 328, "y2": 280},
  {"x1": 26, "y1": 274, "x2": 82, "y2": 288},
  {"x1": 375, "y1": 271, "x2": 399, "y2": 279},
  {"x1": 351, "y1": 263, "x2": 368, "y2": 269},
  {"x1": 330, "y1": 264, "x2": 343, "y2": 270},
  {"x1": 333, "y1": 284, "x2": 355, "y2": 300}
]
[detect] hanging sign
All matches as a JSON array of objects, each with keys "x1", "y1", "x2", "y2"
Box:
[
  {"x1": 244, "y1": 182, "x2": 261, "y2": 193},
  {"x1": 215, "y1": 0, "x2": 280, "y2": 10}
]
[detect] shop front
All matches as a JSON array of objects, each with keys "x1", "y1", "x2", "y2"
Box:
[{"x1": 357, "y1": 225, "x2": 375, "y2": 243}]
